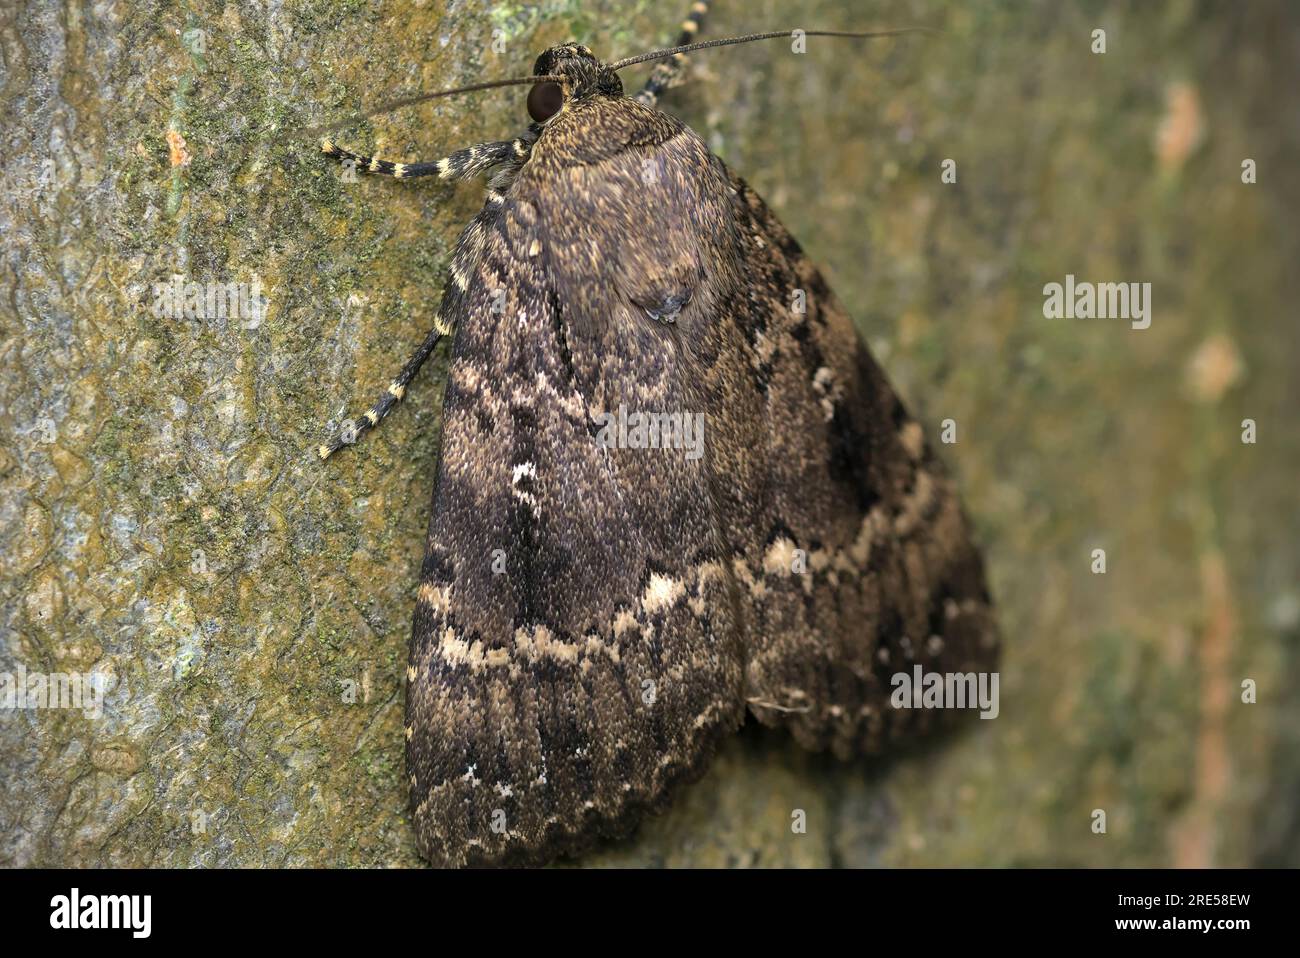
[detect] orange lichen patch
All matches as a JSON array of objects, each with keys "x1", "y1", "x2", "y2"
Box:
[
  {"x1": 166, "y1": 128, "x2": 191, "y2": 168},
  {"x1": 1170, "y1": 550, "x2": 1237, "y2": 867},
  {"x1": 1154, "y1": 81, "x2": 1205, "y2": 172},
  {"x1": 1185, "y1": 332, "x2": 1244, "y2": 403}
]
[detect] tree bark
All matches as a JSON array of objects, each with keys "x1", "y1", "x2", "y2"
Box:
[{"x1": 2, "y1": 0, "x2": 1297, "y2": 866}]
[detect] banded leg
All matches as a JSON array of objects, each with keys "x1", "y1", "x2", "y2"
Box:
[
  {"x1": 317, "y1": 319, "x2": 447, "y2": 460},
  {"x1": 320, "y1": 136, "x2": 532, "y2": 181},
  {"x1": 317, "y1": 188, "x2": 522, "y2": 460},
  {"x1": 636, "y1": 0, "x2": 711, "y2": 107},
  {"x1": 317, "y1": 124, "x2": 539, "y2": 459}
]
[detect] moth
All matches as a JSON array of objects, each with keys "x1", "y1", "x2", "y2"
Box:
[{"x1": 317, "y1": 1, "x2": 998, "y2": 867}]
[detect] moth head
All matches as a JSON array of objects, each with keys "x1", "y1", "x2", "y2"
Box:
[{"x1": 527, "y1": 44, "x2": 623, "y2": 122}]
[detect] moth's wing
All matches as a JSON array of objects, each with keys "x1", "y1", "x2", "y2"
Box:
[
  {"x1": 404, "y1": 115, "x2": 746, "y2": 867},
  {"x1": 405, "y1": 91, "x2": 998, "y2": 866},
  {"x1": 718, "y1": 167, "x2": 1000, "y2": 759}
]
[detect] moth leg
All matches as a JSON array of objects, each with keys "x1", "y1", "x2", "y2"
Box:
[
  {"x1": 635, "y1": 0, "x2": 711, "y2": 107},
  {"x1": 316, "y1": 173, "x2": 532, "y2": 461},
  {"x1": 316, "y1": 317, "x2": 450, "y2": 460},
  {"x1": 320, "y1": 136, "x2": 532, "y2": 181},
  {"x1": 317, "y1": 129, "x2": 539, "y2": 459}
]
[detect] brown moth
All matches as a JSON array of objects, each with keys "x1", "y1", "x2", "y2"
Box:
[{"x1": 318, "y1": 2, "x2": 998, "y2": 867}]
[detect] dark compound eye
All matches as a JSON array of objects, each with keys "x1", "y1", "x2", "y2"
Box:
[{"x1": 527, "y1": 81, "x2": 564, "y2": 123}]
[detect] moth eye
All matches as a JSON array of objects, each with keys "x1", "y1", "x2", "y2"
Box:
[{"x1": 527, "y1": 82, "x2": 564, "y2": 123}]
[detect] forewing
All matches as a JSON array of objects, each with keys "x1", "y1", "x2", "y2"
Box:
[{"x1": 404, "y1": 153, "x2": 744, "y2": 868}]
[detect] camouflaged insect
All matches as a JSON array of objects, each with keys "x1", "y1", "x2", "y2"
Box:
[{"x1": 319, "y1": 0, "x2": 998, "y2": 868}]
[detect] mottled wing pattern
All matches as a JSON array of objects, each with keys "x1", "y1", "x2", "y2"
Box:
[
  {"x1": 715, "y1": 164, "x2": 1000, "y2": 759},
  {"x1": 405, "y1": 98, "x2": 748, "y2": 868},
  {"x1": 405, "y1": 93, "x2": 997, "y2": 867}
]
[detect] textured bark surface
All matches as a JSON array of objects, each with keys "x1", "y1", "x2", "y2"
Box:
[{"x1": 1, "y1": 0, "x2": 1297, "y2": 867}]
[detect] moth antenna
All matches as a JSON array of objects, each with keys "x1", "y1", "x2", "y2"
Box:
[
  {"x1": 304, "y1": 74, "x2": 564, "y2": 139},
  {"x1": 609, "y1": 28, "x2": 934, "y2": 72}
]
